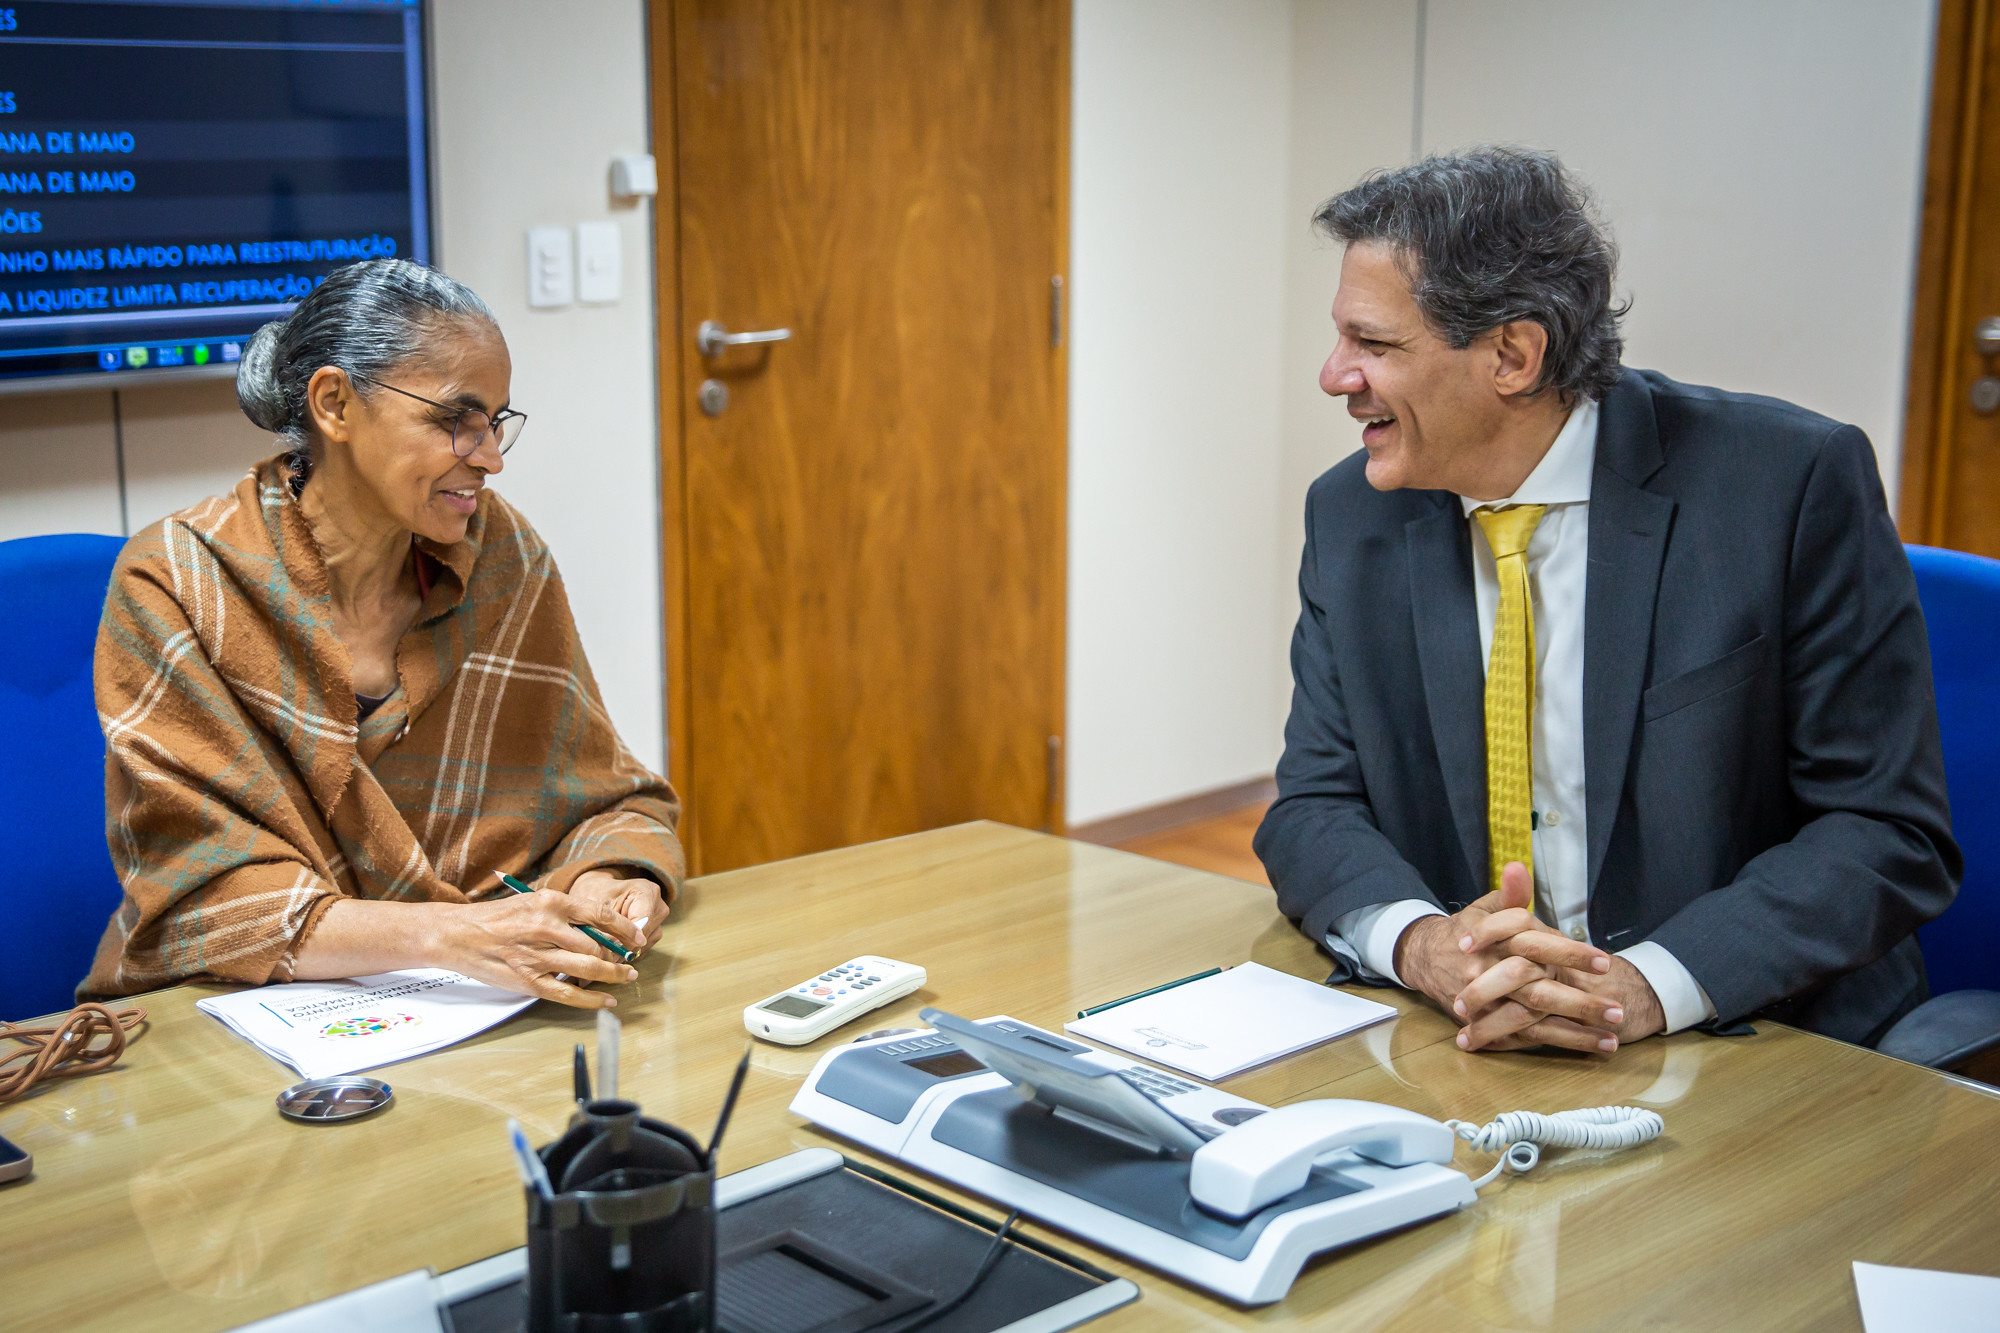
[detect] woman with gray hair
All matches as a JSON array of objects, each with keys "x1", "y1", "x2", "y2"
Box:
[{"x1": 82, "y1": 259, "x2": 682, "y2": 1009}]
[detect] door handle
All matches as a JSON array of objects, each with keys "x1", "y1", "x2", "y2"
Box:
[
  {"x1": 697, "y1": 320, "x2": 791, "y2": 358},
  {"x1": 1975, "y1": 316, "x2": 2000, "y2": 358},
  {"x1": 1973, "y1": 318, "x2": 2000, "y2": 414}
]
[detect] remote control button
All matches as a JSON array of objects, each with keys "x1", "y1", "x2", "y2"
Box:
[{"x1": 811, "y1": 987, "x2": 832, "y2": 996}]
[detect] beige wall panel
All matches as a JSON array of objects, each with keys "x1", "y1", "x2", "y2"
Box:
[
  {"x1": 1277, "y1": 0, "x2": 1422, "y2": 725},
  {"x1": 1418, "y1": 0, "x2": 1934, "y2": 503},
  {"x1": 1067, "y1": 0, "x2": 1296, "y2": 825},
  {"x1": 428, "y1": 0, "x2": 665, "y2": 776},
  {"x1": 117, "y1": 379, "x2": 275, "y2": 531},
  {"x1": 0, "y1": 392, "x2": 124, "y2": 539}
]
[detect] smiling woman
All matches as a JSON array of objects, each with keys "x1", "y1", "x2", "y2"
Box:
[{"x1": 80, "y1": 260, "x2": 684, "y2": 1011}]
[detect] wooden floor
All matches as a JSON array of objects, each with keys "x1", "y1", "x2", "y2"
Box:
[{"x1": 1113, "y1": 800, "x2": 1270, "y2": 885}]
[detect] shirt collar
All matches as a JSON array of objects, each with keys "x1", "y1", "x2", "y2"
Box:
[{"x1": 1458, "y1": 396, "x2": 1600, "y2": 516}]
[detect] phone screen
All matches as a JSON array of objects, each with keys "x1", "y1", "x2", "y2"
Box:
[
  {"x1": 0, "y1": 1133, "x2": 29, "y2": 1182},
  {"x1": 905, "y1": 1050, "x2": 985, "y2": 1079}
]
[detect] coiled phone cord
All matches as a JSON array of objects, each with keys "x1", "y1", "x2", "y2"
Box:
[{"x1": 1445, "y1": 1105, "x2": 1664, "y2": 1189}]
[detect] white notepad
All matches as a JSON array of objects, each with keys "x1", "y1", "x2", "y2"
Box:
[
  {"x1": 197, "y1": 968, "x2": 536, "y2": 1080},
  {"x1": 1063, "y1": 961, "x2": 1396, "y2": 1081}
]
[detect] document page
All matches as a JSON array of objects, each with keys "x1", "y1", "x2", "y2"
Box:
[
  {"x1": 1853, "y1": 1261, "x2": 2000, "y2": 1333},
  {"x1": 196, "y1": 969, "x2": 537, "y2": 1080},
  {"x1": 1064, "y1": 961, "x2": 1396, "y2": 1081}
]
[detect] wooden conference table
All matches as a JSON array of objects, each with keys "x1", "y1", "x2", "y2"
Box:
[{"x1": 4, "y1": 822, "x2": 1999, "y2": 1332}]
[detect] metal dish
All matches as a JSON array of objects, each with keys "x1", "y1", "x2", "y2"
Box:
[{"x1": 275, "y1": 1076, "x2": 394, "y2": 1123}]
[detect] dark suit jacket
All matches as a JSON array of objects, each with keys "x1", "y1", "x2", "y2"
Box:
[{"x1": 1254, "y1": 368, "x2": 1961, "y2": 1046}]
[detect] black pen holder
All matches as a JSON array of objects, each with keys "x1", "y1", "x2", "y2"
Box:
[{"x1": 526, "y1": 1098, "x2": 715, "y2": 1333}]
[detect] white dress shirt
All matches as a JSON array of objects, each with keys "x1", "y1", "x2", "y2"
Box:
[{"x1": 1326, "y1": 399, "x2": 1717, "y2": 1034}]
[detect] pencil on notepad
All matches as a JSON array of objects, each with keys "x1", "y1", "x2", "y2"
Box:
[{"x1": 1078, "y1": 965, "x2": 1233, "y2": 1019}]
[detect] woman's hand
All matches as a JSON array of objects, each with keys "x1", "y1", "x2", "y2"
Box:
[
  {"x1": 569, "y1": 869, "x2": 668, "y2": 953},
  {"x1": 431, "y1": 889, "x2": 642, "y2": 1009}
]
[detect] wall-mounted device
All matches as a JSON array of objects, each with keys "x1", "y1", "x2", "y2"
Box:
[
  {"x1": 791, "y1": 1010, "x2": 1480, "y2": 1305},
  {"x1": 608, "y1": 153, "x2": 657, "y2": 200},
  {"x1": 0, "y1": 0, "x2": 435, "y2": 394}
]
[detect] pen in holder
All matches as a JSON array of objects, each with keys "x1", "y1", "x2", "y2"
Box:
[
  {"x1": 520, "y1": 1038, "x2": 751, "y2": 1333},
  {"x1": 526, "y1": 1097, "x2": 715, "y2": 1333}
]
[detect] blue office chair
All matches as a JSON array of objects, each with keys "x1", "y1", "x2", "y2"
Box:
[
  {"x1": 0, "y1": 534, "x2": 128, "y2": 1022},
  {"x1": 1877, "y1": 544, "x2": 2000, "y2": 1069}
]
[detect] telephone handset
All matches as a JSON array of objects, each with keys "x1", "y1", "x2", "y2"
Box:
[{"x1": 1188, "y1": 1099, "x2": 1457, "y2": 1219}]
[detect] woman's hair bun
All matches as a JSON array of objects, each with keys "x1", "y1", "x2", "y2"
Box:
[{"x1": 235, "y1": 319, "x2": 291, "y2": 434}]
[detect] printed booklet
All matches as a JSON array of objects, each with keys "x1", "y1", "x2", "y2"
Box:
[{"x1": 196, "y1": 968, "x2": 537, "y2": 1079}]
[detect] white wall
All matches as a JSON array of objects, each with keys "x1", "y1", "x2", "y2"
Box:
[
  {"x1": 1066, "y1": 0, "x2": 1296, "y2": 826},
  {"x1": 0, "y1": 0, "x2": 666, "y2": 775}
]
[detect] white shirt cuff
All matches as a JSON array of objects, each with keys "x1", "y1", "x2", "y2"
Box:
[
  {"x1": 1618, "y1": 940, "x2": 1717, "y2": 1035},
  {"x1": 1330, "y1": 899, "x2": 1449, "y2": 988}
]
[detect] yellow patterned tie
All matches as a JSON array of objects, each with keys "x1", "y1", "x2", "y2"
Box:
[{"x1": 1473, "y1": 504, "x2": 1548, "y2": 905}]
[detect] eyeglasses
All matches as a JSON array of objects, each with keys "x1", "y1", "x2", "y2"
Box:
[{"x1": 349, "y1": 372, "x2": 528, "y2": 457}]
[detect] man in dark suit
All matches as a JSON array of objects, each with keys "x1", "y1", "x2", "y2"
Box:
[{"x1": 1255, "y1": 147, "x2": 1958, "y2": 1054}]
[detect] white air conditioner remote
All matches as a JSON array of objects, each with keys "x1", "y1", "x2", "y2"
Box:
[{"x1": 744, "y1": 957, "x2": 928, "y2": 1045}]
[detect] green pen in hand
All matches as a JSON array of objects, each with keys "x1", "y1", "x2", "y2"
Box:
[{"x1": 497, "y1": 873, "x2": 636, "y2": 962}]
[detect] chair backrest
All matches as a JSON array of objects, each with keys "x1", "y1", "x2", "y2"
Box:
[
  {"x1": 1907, "y1": 544, "x2": 2000, "y2": 996},
  {"x1": 0, "y1": 533, "x2": 127, "y2": 1021}
]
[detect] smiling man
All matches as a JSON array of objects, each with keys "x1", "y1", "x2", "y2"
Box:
[{"x1": 1255, "y1": 148, "x2": 1959, "y2": 1054}]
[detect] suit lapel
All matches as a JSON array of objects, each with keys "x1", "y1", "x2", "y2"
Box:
[
  {"x1": 1584, "y1": 373, "x2": 1676, "y2": 897},
  {"x1": 1407, "y1": 499, "x2": 1489, "y2": 896}
]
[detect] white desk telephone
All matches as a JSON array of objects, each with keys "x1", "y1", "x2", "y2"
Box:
[
  {"x1": 1187, "y1": 1098, "x2": 1459, "y2": 1218},
  {"x1": 790, "y1": 1009, "x2": 1663, "y2": 1304}
]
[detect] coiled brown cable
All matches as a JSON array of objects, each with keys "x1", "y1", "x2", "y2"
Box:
[{"x1": 0, "y1": 1003, "x2": 147, "y2": 1105}]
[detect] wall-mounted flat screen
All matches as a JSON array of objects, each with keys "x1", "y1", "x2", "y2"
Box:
[{"x1": 0, "y1": 0, "x2": 431, "y2": 393}]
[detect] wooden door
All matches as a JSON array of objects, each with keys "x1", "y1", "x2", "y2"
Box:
[
  {"x1": 1904, "y1": 0, "x2": 2000, "y2": 554},
  {"x1": 651, "y1": 0, "x2": 1069, "y2": 874}
]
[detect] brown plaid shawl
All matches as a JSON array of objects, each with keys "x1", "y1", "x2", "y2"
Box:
[{"x1": 82, "y1": 457, "x2": 683, "y2": 998}]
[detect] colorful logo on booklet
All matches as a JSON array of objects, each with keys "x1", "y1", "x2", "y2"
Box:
[{"x1": 318, "y1": 1013, "x2": 420, "y2": 1040}]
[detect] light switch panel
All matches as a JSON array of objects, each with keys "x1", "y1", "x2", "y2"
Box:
[
  {"x1": 526, "y1": 225, "x2": 573, "y2": 308},
  {"x1": 576, "y1": 221, "x2": 621, "y2": 304}
]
